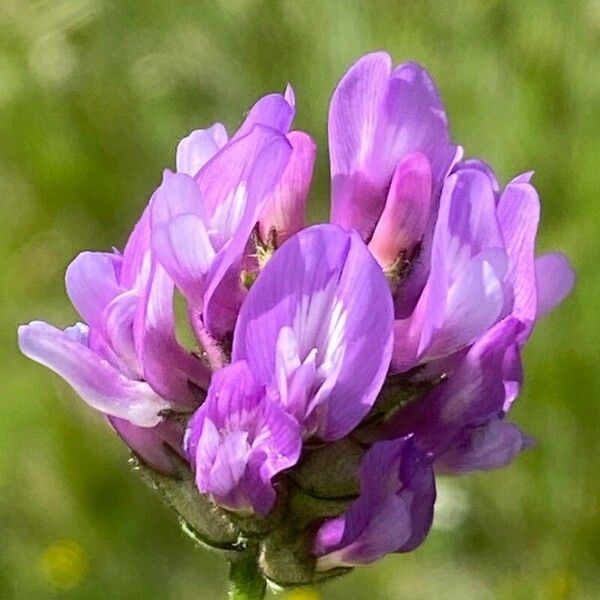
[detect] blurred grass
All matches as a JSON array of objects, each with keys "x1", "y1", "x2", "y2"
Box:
[{"x1": 1, "y1": 0, "x2": 598, "y2": 598}]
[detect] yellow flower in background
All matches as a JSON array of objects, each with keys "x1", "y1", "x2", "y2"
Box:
[
  {"x1": 39, "y1": 540, "x2": 89, "y2": 590},
  {"x1": 285, "y1": 588, "x2": 321, "y2": 600}
]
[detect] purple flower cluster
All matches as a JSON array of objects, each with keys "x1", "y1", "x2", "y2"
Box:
[{"x1": 18, "y1": 52, "x2": 574, "y2": 578}]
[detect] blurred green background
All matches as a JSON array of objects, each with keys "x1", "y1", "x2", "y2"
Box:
[{"x1": 1, "y1": 0, "x2": 598, "y2": 598}]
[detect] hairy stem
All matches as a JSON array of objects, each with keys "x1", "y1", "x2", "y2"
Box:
[{"x1": 227, "y1": 548, "x2": 266, "y2": 600}]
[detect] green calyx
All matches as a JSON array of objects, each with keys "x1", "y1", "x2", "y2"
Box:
[
  {"x1": 131, "y1": 375, "x2": 436, "y2": 593},
  {"x1": 131, "y1": 445, "x2": 357, "y2": 591}
]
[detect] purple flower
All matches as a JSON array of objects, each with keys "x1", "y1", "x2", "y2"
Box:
[
  {"x1": 329, "y1": 52, "x2": 458, "y2": 240},
  {"x1": 323, "y1": 54, "x2": 573, "y2": 494},
  {"x1": 18, "y1": 218, "x2": 211, "y2": 417},
  {"x1": 184, "y1": 361, "x2": 302, "y2": 516},
  {"x1": 314, "y1": 436, "x2": 435, "y2": 569},
  {"x1": 385, "y1": 317, "x2": 532, "y2": 473},
  {"x1": 151, "y1": 126, "x2": 293, "y2": 337},
  {"x1": 67, "y1": 211, "x2": 211, "y2": 406},
  {"x1": 175, "y1": 122, "x2": 229, "y2": 178},
  {"x1": 185, "y1": 224, "x2": 394, "y2": 515},
  {"x1": 155, "y1": 89, "x2": 316, "y2": 336},
  {"x1": 176, "y1": 87, "x2": 316, "y2": 244},
  {"x1": 434, "y1": 418, "x2": 534, "y2": 475},
  {"x1": 17, "y1": 52, "x2": 576, "y2": 583},
  {"x1": 392, "y1": 167, "x2": 510, "y2": 370},
  {"x1": 18, "y1": 210, "x2": 210, "y2": 472},
  {"x1": 326, "y1": 53, "x2": 574, "y2": 376},
  {"x1": 392, "y1": 165, "x2": 575, "y2": 372},
  {"x1": 232, "y1": 224, "x2": 394, "y2": 440},
  {"x1": 16, "y1": 321, "x2": 181, "y2": 475}
]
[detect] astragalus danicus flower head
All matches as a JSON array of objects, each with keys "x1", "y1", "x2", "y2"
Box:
[{"x1": 18, "y1": 52, "x2": 574, "y2": 594}]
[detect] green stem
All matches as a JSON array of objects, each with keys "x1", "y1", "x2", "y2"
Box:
[{"x1": 227, "y1": 547, "x2": 266, "y2": 600}]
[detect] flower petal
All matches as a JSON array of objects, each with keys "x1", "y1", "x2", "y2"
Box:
[
  {"x1": 434, "y1": 169, "x2": 505, "y2": 278},
  {"x1": 152, "y1": 214, "x2": 215, "y2": 307},
  {"x1": 258, "y1": 130, "x2": 316, "y2": 244},
  {"x1": 388, "y1": 61, "x2": 456, "y2": 194},
  {"x1": 435, "y1": 418, "x2": 533, "y2": 474},
  {"x1": 233, "y1": 224, "x2": 394, "y2": 440},
  {"x1": 108, "y1": 415, "x2": 185, "y2": 475},
  {"x1": 329, "y1": 52, "x2": 393, "y2": 236},
  {"x1": 120, "y1": 208, "x2": 152, "y2": 289},
  {"x1": 368, "y1": 152, "x2": 433, "y2": 267},
  {"x1": 453, "y1": 158, "x2": 500, "y2": 193},
  {"x1": 535, "y1": 252, "x2": 575, "y2": 316},
  {"x1": 65, "y1": 251, "x2": 122, "y2": 328},
  {"x1": 150, "y1": 173, "x2": 215, "y2": 307},
  {"x1": 136, "y1": 260, "x2": 210, "y2": 406},
  {"x1": 152, "y1": 170, "x2": 207, "y2": 223},
  {"x1": 176, "y1": 123, "x2": 229, "y2": 177},
  {"x1": 284, "y1": 84, "x2": 295, "y2": 107},
  {"x1": 232, "y1": 92, "x2": 295, "y2": 141},
  {"x1": 497, "y1": 180, "x2": 540, "y2": 334},
  {"x1": 18, "y1": 321, "x2": 168, "y2": 426},
  {"x1": 424, "y1": 247, "x2": 508, "y2": 360},
  {"x1": 196, "y1": 124, "x2": 292, "y2": 230},
  {"x1": 392, "y1": 169, "x2": 508, "y2": 370},
  {"x1": 103, "y1": 290, "x2": 141, "y2": 377}
]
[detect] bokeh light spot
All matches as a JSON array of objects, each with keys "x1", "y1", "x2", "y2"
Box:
[{"x1": 39, "y1": 540, "x2": 89, "y2": 591}]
